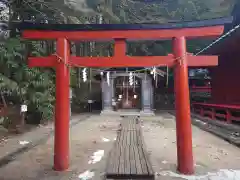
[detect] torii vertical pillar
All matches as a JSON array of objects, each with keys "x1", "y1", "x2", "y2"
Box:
[
  {"x1": 173, "y1": 37, "x2": 194, "y2": 174},
  {"x1": 54, "y1": 38, "x2": 70, "y2": 171}
]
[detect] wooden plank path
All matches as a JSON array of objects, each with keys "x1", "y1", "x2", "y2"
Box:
[{"x1": 106, "y1": 116, "x2": 154, "y2": 179}]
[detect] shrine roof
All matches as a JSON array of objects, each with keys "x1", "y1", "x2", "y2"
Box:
[{"x1": 13, "y1": 17, "x2": 232, "y2": 31}]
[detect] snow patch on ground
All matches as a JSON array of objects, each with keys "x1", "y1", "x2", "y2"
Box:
[
  {"x1": 78, "y1": 170, "x2": 94, "y2": 180},
  {"x1": 101, "y1": 137, "x2": 110, "y2": 142},
  {"x1": 195, "y1": 119, "x2": 207, "y2": 125},
  {"x1": 161, "y1": 160, "x2": 168, "y2": 164},
  {"x1": 19, "y1": 140, "x2": 29, "y2": 145},
  {"x1": 158, "y1": 169, "x2": 240, "y2": 180},
  {"x1": 88, "y1": 150, "x2": 104, "y2": 164}
]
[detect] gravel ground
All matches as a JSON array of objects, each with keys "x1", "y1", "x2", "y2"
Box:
[{"x1": 0, "y1": 113, "x2": 240, "y2": 180}]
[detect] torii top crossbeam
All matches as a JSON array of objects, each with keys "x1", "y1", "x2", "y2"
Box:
[
  {"x1": 16, "y1": 17, "x2": 232, "y2": 68},
  {"x1": 19, "y1": 17, "x2": 232, "y2": 40}
]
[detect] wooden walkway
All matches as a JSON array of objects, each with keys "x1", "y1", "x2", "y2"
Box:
[{"x1": 106, "y1": 117, "x2": 154, "y2": 179}]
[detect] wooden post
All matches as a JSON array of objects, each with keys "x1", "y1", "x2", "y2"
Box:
[
  {"x1": 226, "y1": 109, "x2": 232, "y2": 123},
  {"x1": 212, "y1": 108, "x2": 215, "y2": 120},
  {"x1": 54, "y1": 38, "x2": 70, "y2": 171},
  {"x1": 173, "y1": 36, "x2": 194, "y2": 174},
  {"x1": 200, "y1": 107, "x2": 204, "y2": 116}
]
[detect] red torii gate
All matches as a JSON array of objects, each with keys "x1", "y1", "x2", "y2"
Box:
[{"x1": 20, "y1": 21, "x2": 225, "y2": 174}]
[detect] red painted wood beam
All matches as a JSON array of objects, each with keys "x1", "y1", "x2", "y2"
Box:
[
  {"x1": 70, "y1": 56, "x2": 174, "y2": 67},
  {"x1": 188, "y1": 56, "x2": 218, "y2": 66},
  {"x1": 28, "y1": 56, "x2": 173, "y2": 68},
  {"x1": 23, "y1": 26, "x2": 224, "y2": 40},
  {"x1": 168, "y1": 54, "x2": 218, "y2": 66},
  {"x1": 114, "y1": 39, "x2": 126, "y2": 57},
  {"x1": 28, "y1": 55, "x2": 218, "y2": 68},
  {"x1": 28, "y1": 56, "x2": 57, "y2": 67},
  {"x1": 70, "y1": 55, "x2": 218, "y2": 67}
]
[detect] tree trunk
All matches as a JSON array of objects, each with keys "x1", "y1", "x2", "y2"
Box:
[{"x1": 46, "y1": 41, "x2": 54, "y2": 55}]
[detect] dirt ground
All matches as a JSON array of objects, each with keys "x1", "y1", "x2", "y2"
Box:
[
  {"x1": 141, "y1": 113, "x2": 240, "y2": 180},
  {"x1": 0, "y1": 113, "x2": 240, "y2": 180}
]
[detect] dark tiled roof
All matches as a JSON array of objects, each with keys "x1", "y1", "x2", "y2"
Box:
[
  {"x1": 13, "y1": 17, "x2": 232, "y2": 31},
  {"x1": 225, "y1": 0, "x2": 240, "y2": 32},
  {"x1": 206, "y1": 1, "x2": 240, "y2": 54}
]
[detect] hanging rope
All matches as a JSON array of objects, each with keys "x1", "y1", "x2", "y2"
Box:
[
  {"x1": 129, "y1": 71, "x2": 133, "y2": 86},
  {"x1": 82, "y1": 68, "x2": 87, "y2": 82},
  {"x1": 133, "y1": 72, "x2": 136, "y2": 93},
  {"x1": 154, "y1": 67, "x2": 156, "y2": 80}
]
